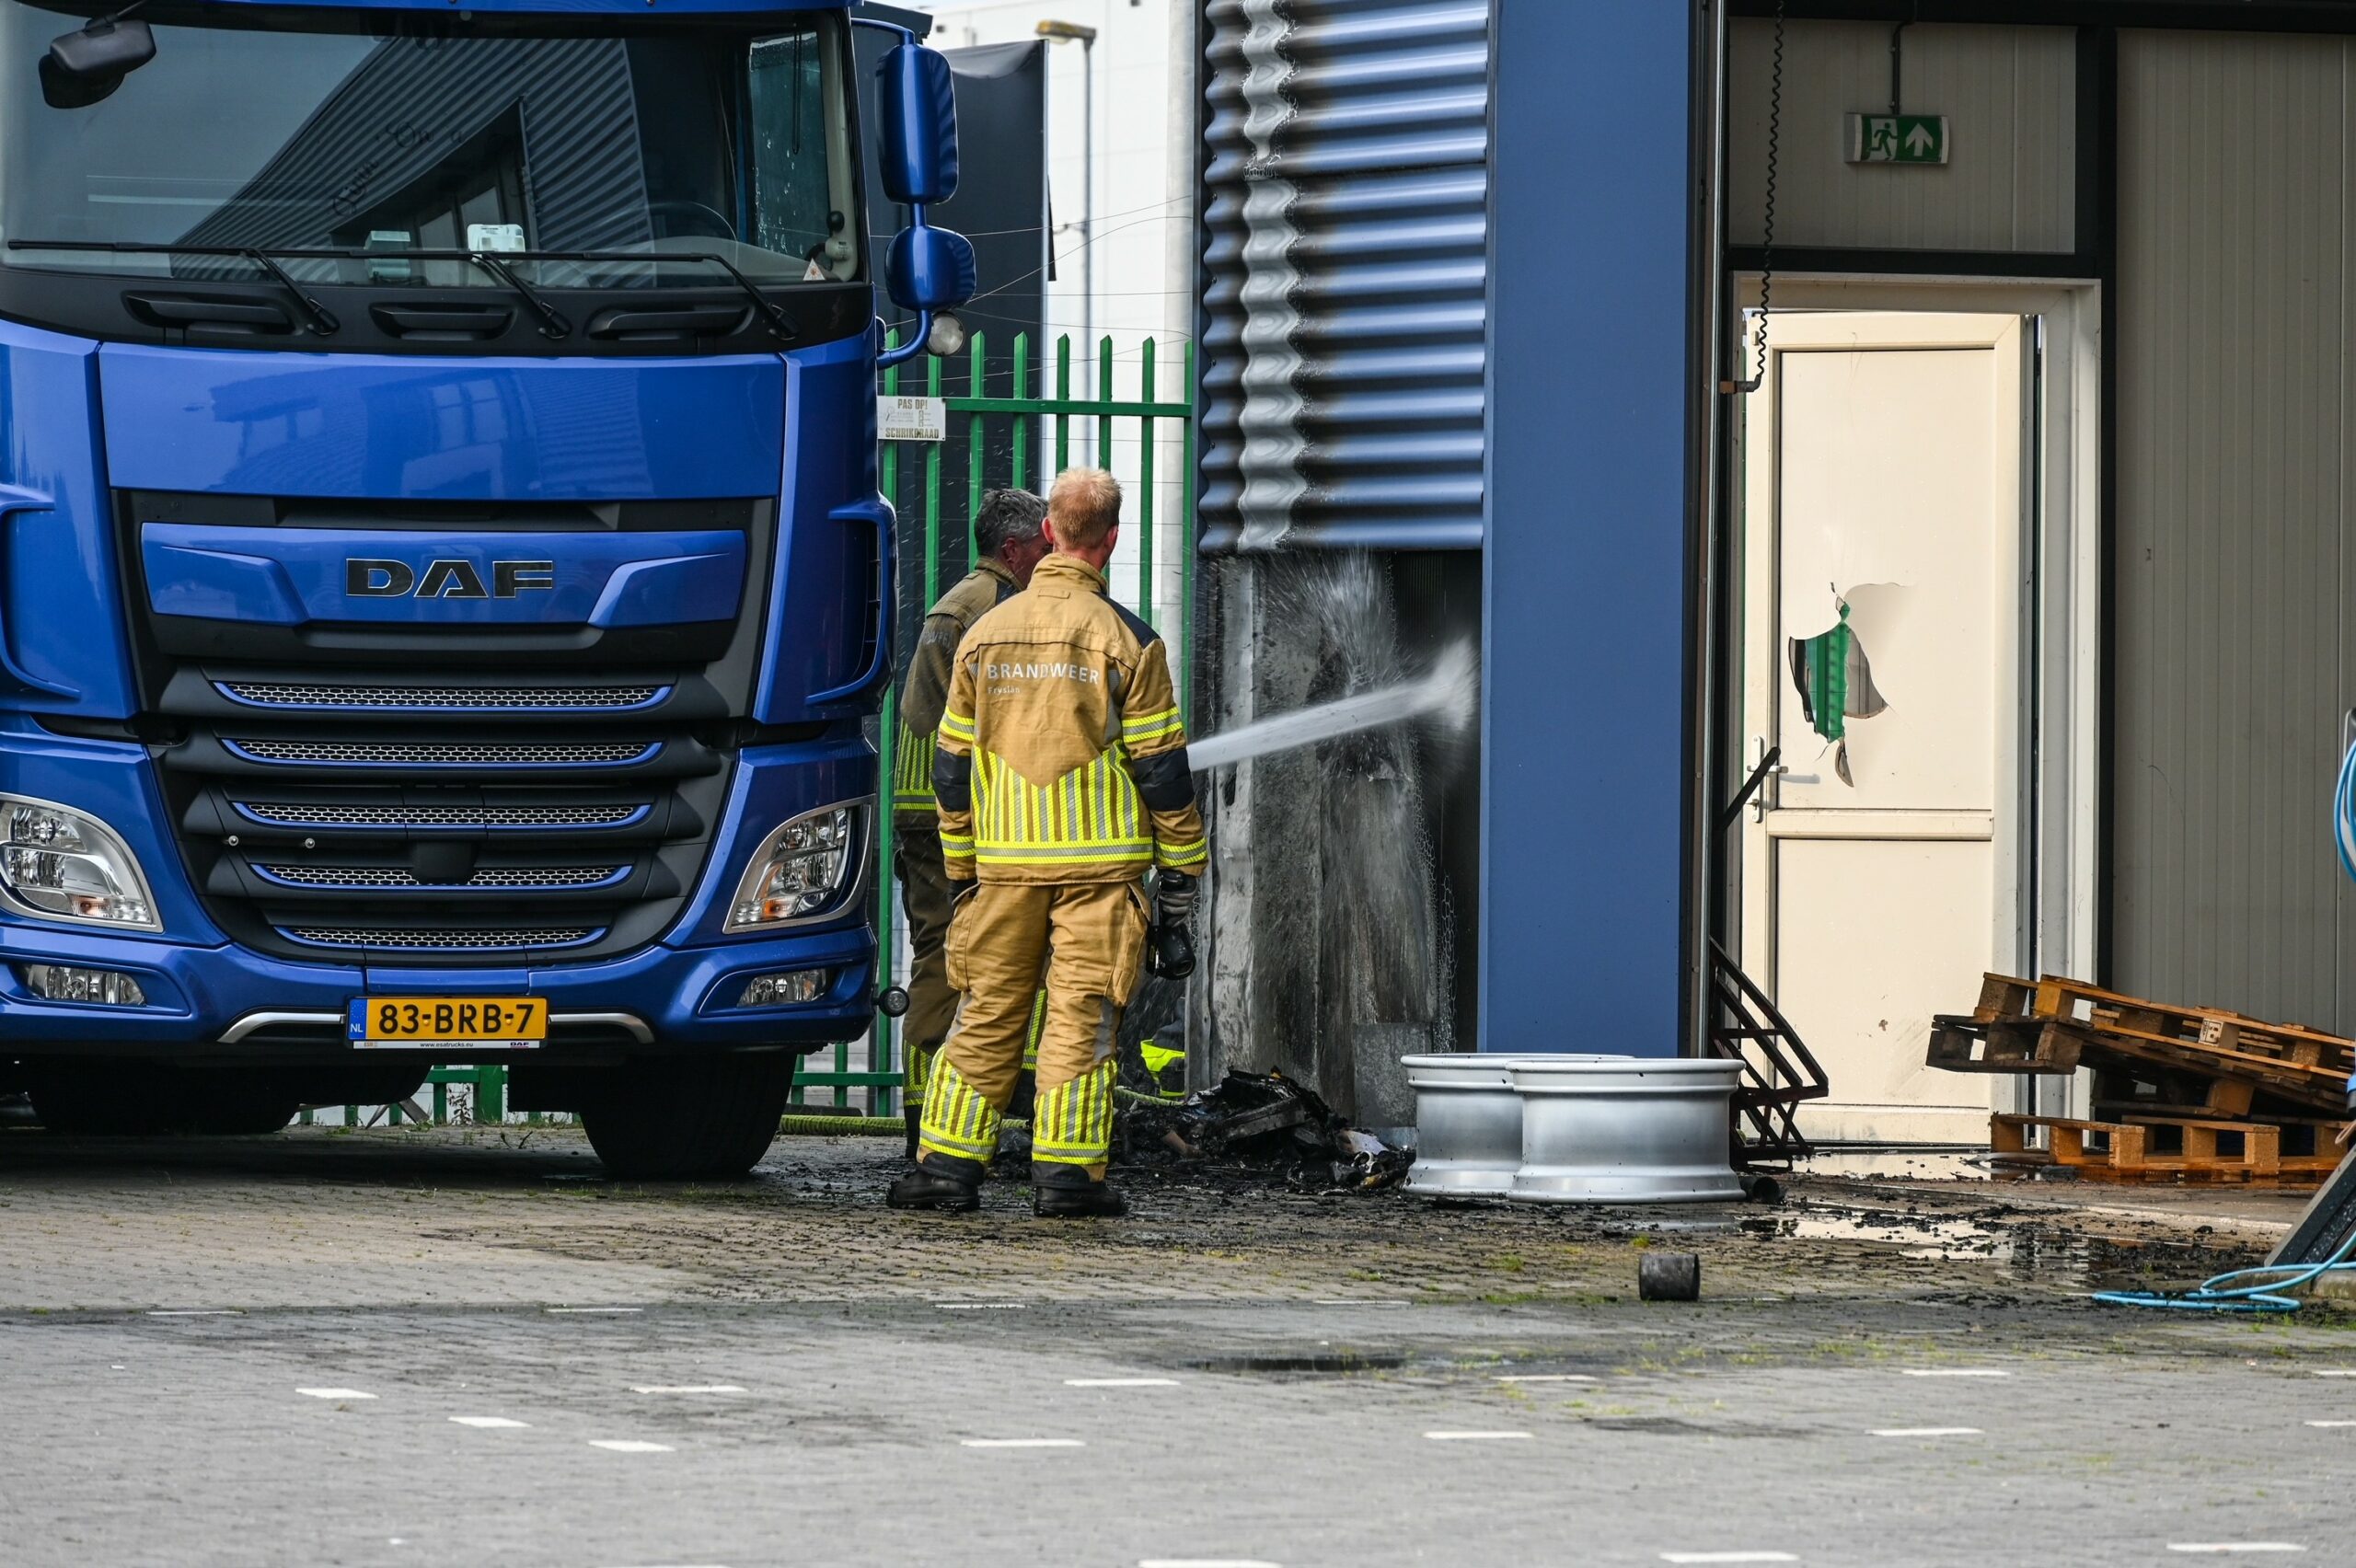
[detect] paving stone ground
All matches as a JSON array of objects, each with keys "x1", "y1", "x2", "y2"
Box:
[{"x1": 5, "y1": 1124, "x2": 2355, "y2": 1567}]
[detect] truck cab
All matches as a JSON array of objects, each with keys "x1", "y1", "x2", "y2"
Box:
[{"x1": 0, "y1": 0, "x2": 968, "y2": 1174}]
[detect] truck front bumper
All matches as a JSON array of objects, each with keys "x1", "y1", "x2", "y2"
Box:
[{"x1": 0, "y1": 919, "x2": 876, "y2": 1060}]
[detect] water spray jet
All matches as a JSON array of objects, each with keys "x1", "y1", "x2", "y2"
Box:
[{"x1": 1187, "y1": 641, "x2": 1477, "y2": 772}]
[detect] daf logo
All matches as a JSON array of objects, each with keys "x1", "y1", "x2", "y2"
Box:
[{"x1": 345, "y1": 559, "x2": 556, "y2": 599}]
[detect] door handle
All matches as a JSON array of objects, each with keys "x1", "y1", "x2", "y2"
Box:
[{"x1": 1747, "y1": 737, "x2": 1788, "y2": 824}]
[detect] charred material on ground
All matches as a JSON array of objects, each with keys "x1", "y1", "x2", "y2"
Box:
[{"x1": 1115, "y1": 1069, "x2": 1413, "y2": 1193}]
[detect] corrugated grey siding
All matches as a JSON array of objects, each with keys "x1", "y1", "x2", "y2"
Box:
[
  {"x1": 1196, "y1": 0, "x2": 1487, "y2": 552},
  {"x1": 2115, "y1": 29, "x2": 2353, "y2": 1029},
  {"x1": 1727, "y1": 20, "x2": 2075, "y2": 254}
]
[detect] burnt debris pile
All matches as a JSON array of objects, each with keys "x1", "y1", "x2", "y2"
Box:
[{"x1": 1115, "y1": 1070, "x2": 1413, "y2": 1193}]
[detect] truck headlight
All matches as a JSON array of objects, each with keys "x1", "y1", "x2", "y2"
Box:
[
  {"x1": 725, "y1": 801, "x2": 863, "y2": 930},
  {"x1": 0, "y1": 795, "x2": 160, "y2": 930}
]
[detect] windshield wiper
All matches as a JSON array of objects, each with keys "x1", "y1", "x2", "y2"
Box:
[
  {"x1": 238, "y1": 248, "x2": 338, "y2": 336},
  {"x1": 467, "y1": 252, "x2": 570, "y2": 340},
  {"x1": 9, "y1": 238, "x2": 340, "y2": 334},
  {"x1": 458, "y1": 248, "x2": 799, "y2": 341}
]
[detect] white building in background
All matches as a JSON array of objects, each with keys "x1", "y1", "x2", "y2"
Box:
[
  {"x1": 913, "y1": 0, "x2": 1195, "y2": 635},
  {"x1": 916, "y1": 0, "x2": 1194, "y2": 356}
]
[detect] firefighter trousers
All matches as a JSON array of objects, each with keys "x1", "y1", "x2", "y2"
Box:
[{"x1": 918, "y1": 880, "x2": 1149, "y2": 1183}]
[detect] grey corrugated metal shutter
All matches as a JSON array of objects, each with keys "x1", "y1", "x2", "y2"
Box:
[{"x1": 1197, "y1": 0, "x2": 1489, "y2": 553}]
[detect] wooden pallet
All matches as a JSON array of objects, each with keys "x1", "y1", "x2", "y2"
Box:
[
  {"x1": 2020, "y1": 975, "x2": 2351, "y2": 1077},
  {"x1": 1928, "y1": 1013, "x2": 2085, "y2": 1074},
  {"x1": 1949, "y1": 971, "x2": 2351, "y2": 1114},
  {"x1": 1991, "y1": 1113, "x2": 2293, "y2": 1184}
]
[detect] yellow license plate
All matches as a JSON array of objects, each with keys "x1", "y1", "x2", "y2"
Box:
[{"x1": 348, "y1": 996, "x2": 548, "y2": 1047}]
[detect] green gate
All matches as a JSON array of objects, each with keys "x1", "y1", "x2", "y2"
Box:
[{"x1": 790, "y1": 329, "x2": 1197, "y2": 1116}]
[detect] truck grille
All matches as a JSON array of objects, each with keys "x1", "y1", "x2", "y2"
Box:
[
  {"x1": 225, "y1": 738, "x2": 660, "y2": 767},
  {"x1": 236, "y1": 802, "x2": 651, "y2": 830},
  {"x1": 221, "y1": 681, "x2": 668, "y2": 711},
  {"x1": 258, "y1": 864, "x2": 627, "y2": 891},
  {"x1": 281, "y1": 925, "x2": 603, "y2": 951},
  {"x1": 120, "y1": 492, "x2": 786, "y2": 969}
]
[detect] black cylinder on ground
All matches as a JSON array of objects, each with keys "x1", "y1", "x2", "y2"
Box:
[{"x1": 1637, "y1": 1251, "x2": 1702, "y2": 1302}]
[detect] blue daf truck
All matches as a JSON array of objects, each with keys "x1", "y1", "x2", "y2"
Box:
[{"x1": 0, "y1": 0, "x2": 972, "y2": 1174}]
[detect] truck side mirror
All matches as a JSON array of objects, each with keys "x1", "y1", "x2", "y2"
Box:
[
  {"x1": 885, "y1": 225, "x2": 976, "y2": 315},
  {"x1": 877, "y1": 43, "x2": 957, "y2": 205},
  {"x1": 872, "y1": 40, "x2": 974, "y2": 364},
  {"x1": 40, "y1": 17, "x2": 155, "y2": 109}
]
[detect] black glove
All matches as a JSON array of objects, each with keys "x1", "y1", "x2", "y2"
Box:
[
  {"x1": 948, "y1": 877, "x2": 979, "y2": 910},
  {"x1": 1146, "y1": 870, "x2": 1197, "y2": 980}
]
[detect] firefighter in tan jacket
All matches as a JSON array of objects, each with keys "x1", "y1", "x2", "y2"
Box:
[
  {"x1": 887, "y1": 468, "x2": 1206, "y2": 1217},
  {"x1": 888, "y1": 490, "x2": 1050, "y2": 1158}
]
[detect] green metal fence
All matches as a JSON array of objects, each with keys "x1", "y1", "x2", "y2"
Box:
[{"x1": 791, "y1": 329, "x2": 1196, "y2": 1116}]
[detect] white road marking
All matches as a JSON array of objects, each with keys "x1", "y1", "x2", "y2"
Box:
[
  {"x1": 936, "y1": 1302, "x2": 1024, "y2": 1310},
  {"x1": 1495, "y1": 1374, "x2": 1596, "y2": 1384},
  {"x1": 1900, "y1": 1368, "x2": 2008, "y2": 1378},
  {"x1": 449, "y1": 1416, "x2": 531, "y2": 1429},
  {"x1": 1870, "y1": 1427, "x2": 1982, "y2": 1438},
  {"x1": 588, "y1": 1440, "x2": 675, "y2": 1453},
  {"x1": 1659, "y1": 1554, "x2": 1799, "y2": 1564},
  {"x1": 631, "y1": 1385, "x2": 746, "y2": 1394},
  {"x1": 2310, "y1": 1370, "x2": 2356, "y2": 1377},
  {"x1": 1423, "y1": 1430, "x2": 1532, "y2": 1442},
  {"x1": 2305, "y1": 1420, "x2": 2356, "y2": 1428},
  {"x1": 1138, "y1": 1561, "x2": 1283, "y2": 1567},
  {"x1": 547, "y1": 1307, "x2": 643, "y2": 1315},
  {"x1": 960, "y1": 1438, "x2": 1085, "y2": 1448},
  {"x1": 147, "y1": 1309, "x2": 239, "y2": 1317},
  {"x1": 1312, "y1": 1298, "x2": 1407, "y2": 1307},
  {"x1": 1066, "y1": 1378, "x2": 1181, "y2": 1388},
  {"x1": 2165, "y1": 1547, "x2": 2306, "y2": 1555},
  {"x1": 296, "y1": 1388, "x2": 377, "y2": 1400}
]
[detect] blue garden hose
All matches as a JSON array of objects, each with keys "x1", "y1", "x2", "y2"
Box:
[
  {"x1": 2337, "y1": 733, "x2": 2356, "y2": 885},
  {"x1": 2093, "y1": 1228, "x2": 2356, "y2": 1314},
  {"x1": 2091, "y1": 739, "x2": 2356, "y2": 1314}
]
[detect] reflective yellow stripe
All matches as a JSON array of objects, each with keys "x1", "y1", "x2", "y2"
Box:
[
  {"x1": 1122, "y1": 706, "x2": 1184, "y2": 745},
  {"x1": 1155, "y1": 836, "x2": 1207, "y2": 870},
  {"x1": 968, "y1": 749, "x2": 1154, "y2": 873},
  {"x1": 939, "y1": 709, "x2": 976, "y2": 744},
  {"x1": 919, "y1": 1057, "x2": 1000, "y2": 1162},
  {"x1": 894, "y1": 722, "x2": 936, "y2": 808},
  {"x1": 1021, "y1": 988, "x2": 1046, "y2": 1071},
  {"x1": 1031, "y1": 1061, "x2": 1115, "y2": 1164}
]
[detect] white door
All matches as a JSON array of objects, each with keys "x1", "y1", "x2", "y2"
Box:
[{"x1": 1739, "y1": 312, "x2": 2029, "y2": 1144}]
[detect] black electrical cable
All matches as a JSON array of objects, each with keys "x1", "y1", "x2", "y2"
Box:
[{"x1": 1752, "y1": 0, "x2": 1784, "y2": 390}]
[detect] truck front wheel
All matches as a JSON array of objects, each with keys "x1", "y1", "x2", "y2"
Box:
[{"x1": 578, "y1": 1054, "x2": 794, "y2": 1181}]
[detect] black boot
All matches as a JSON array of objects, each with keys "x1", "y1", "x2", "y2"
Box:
[
  {"x1": 903, "y1": 1101, "x2": 921, "y2": 1163},
  {"x1": 1033, "y1": 1171, "x2": 1126, "y2": 1218},
  {"x1": 887, "y1": 1166, "x2": 981, "y2": 1212}
]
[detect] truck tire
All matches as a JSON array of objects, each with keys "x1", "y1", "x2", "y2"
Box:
[{"x1": 579, "y1": 1054, "x2": 795, "y2": 1181}]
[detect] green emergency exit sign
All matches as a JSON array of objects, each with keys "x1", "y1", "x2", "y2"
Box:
[{"x1": 1845, "y1": 113, "x2": 1948, "y2": 165}]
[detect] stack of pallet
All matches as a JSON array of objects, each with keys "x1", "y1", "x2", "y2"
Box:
[{"x1": 1929, "y1": 974, "x2": 2354, "y2": 1186}]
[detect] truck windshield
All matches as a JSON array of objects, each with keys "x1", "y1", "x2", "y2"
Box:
[{"x1": 0, "y1": 1, "x2": 859, "y2": 290}]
